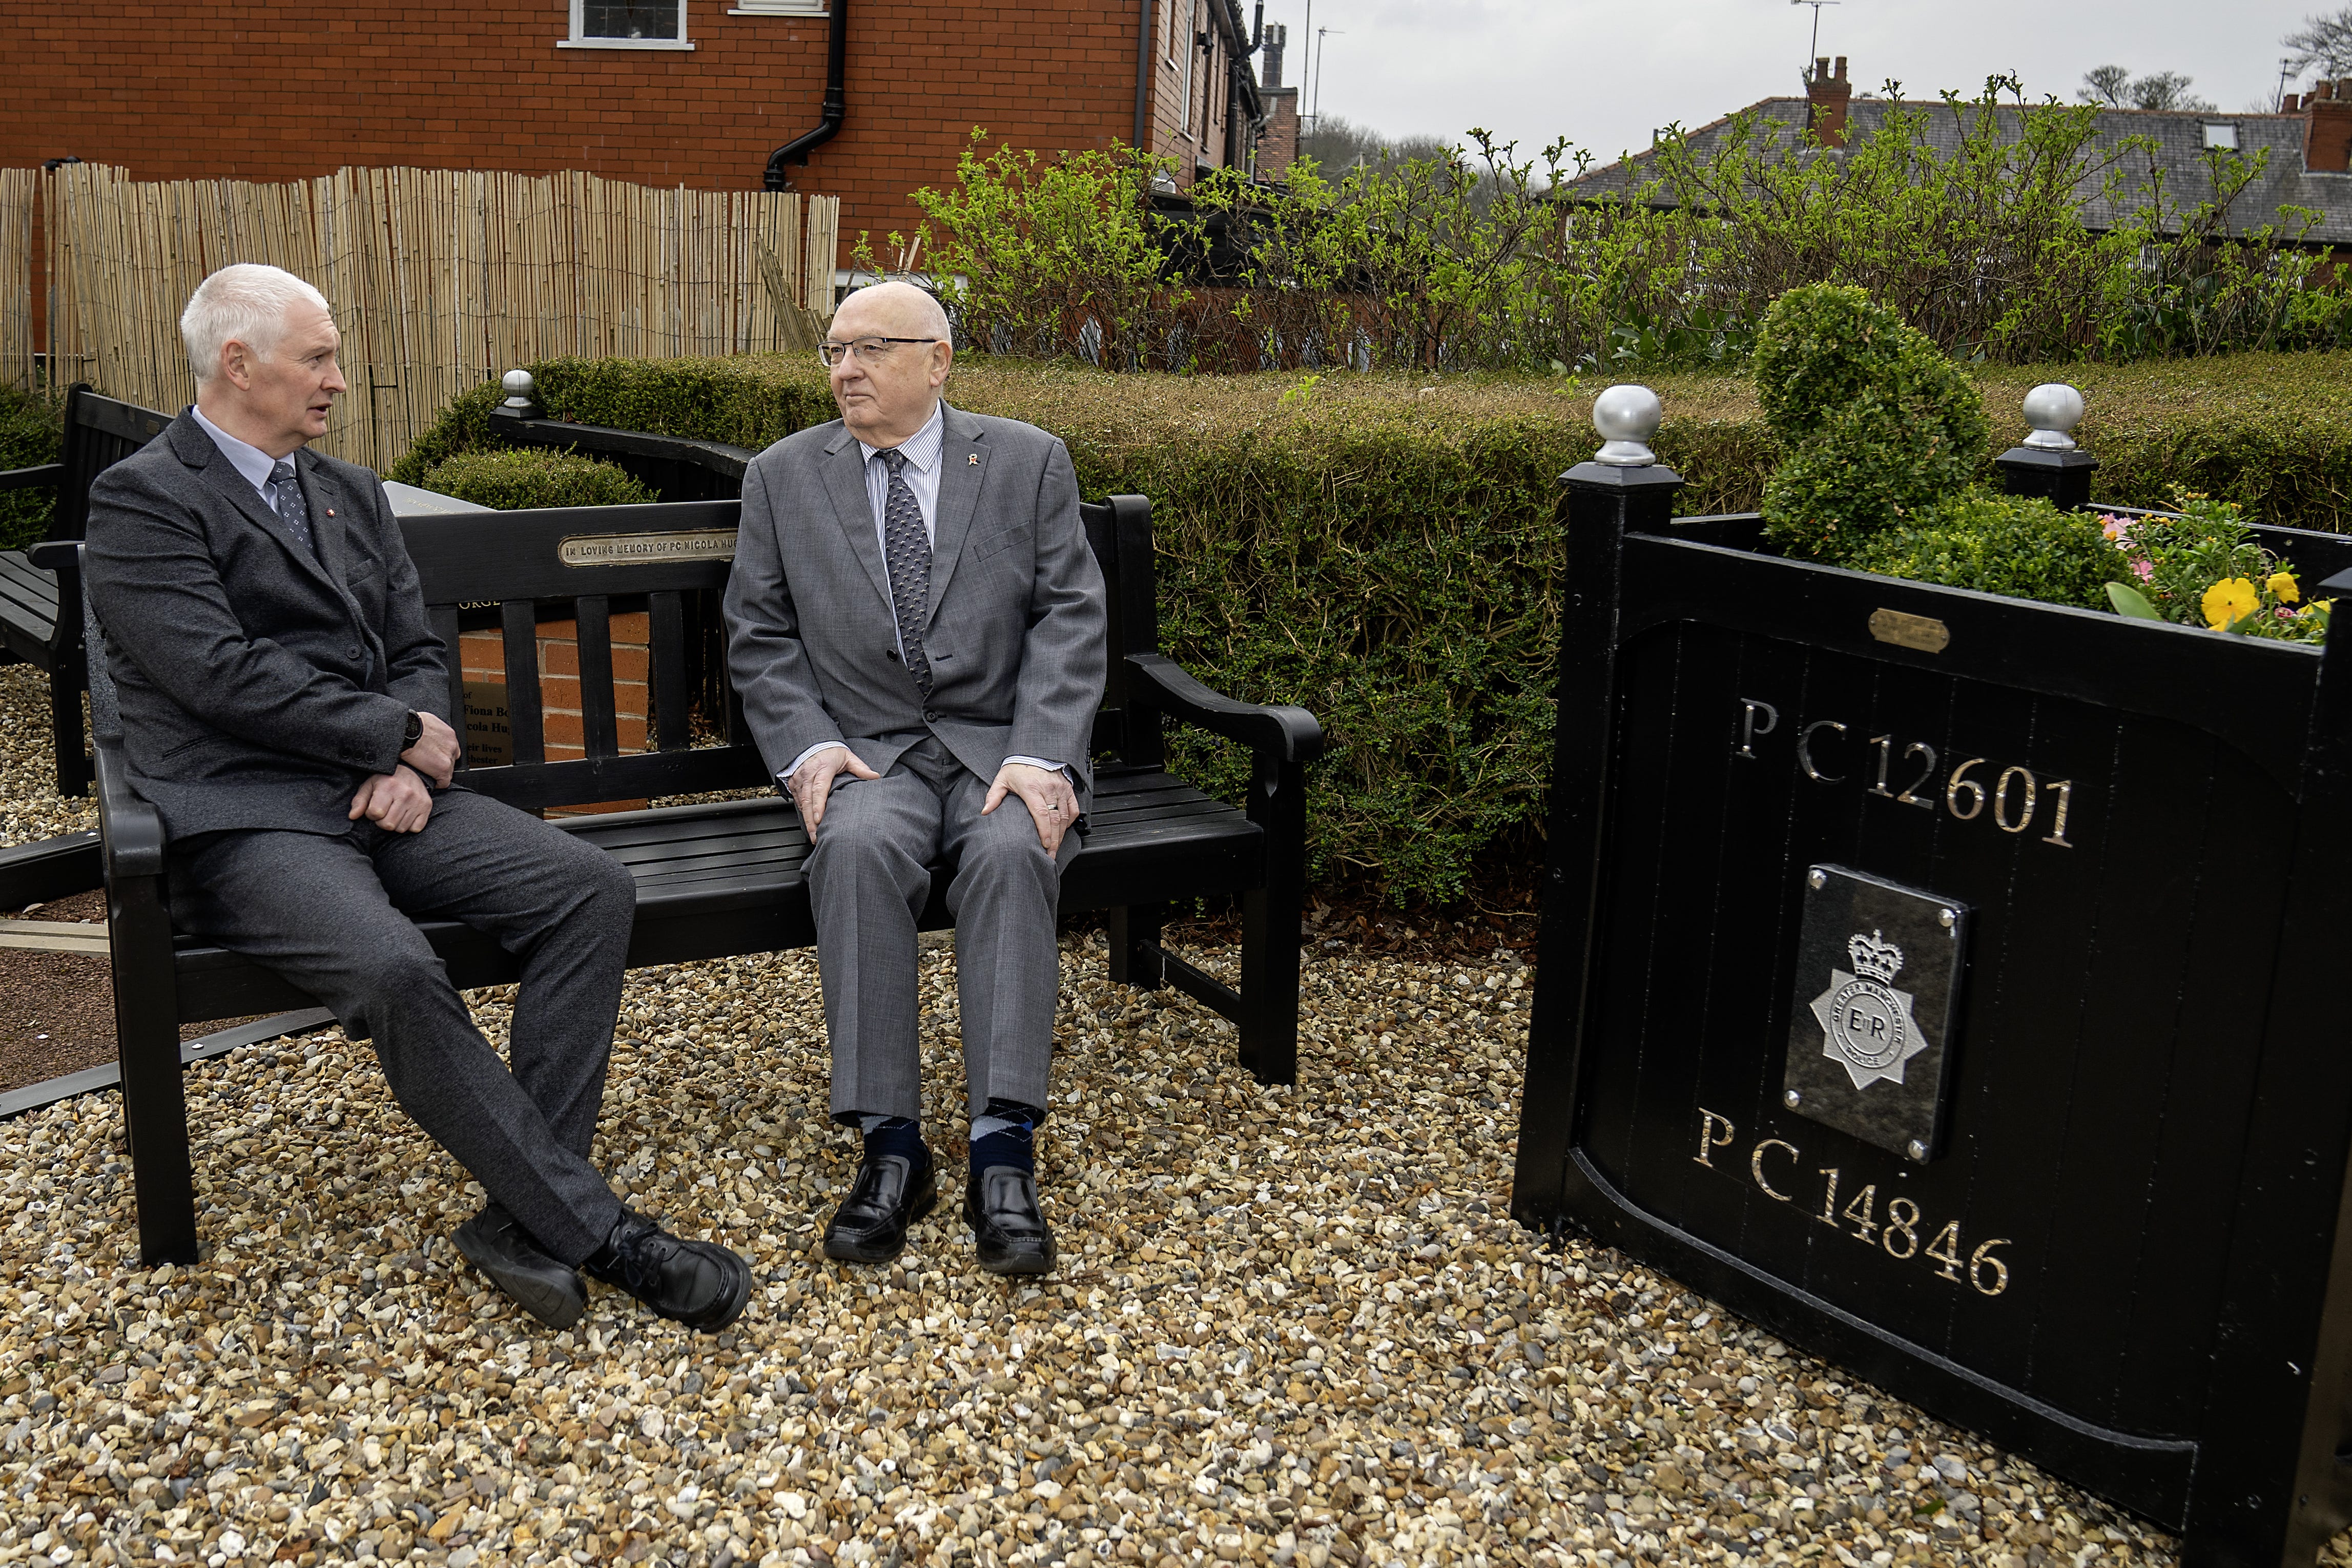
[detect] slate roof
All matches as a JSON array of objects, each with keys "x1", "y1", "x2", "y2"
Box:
[{"x1": 1563, "y1": 98, "x2": 2352, "y2": 244}]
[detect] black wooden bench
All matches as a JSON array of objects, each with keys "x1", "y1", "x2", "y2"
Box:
[
  {"x1": 1, "y1": 385, "x2": 173, "y2": 796},
  {"x1": 90, "y1": 495, "x2": 1324, "y2": 1265}
]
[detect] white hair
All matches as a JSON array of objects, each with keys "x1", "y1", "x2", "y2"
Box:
[{"x1": 180, "y1": 264, "x2": 333, "y2": 384}]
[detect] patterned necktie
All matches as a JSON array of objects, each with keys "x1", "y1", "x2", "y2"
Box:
[
  {"x1": 877, "y1": 448, "x2": 933, "y2": 696},
  {"x1": 267, "y1": 458, "x2": 316, "y2": 556}
]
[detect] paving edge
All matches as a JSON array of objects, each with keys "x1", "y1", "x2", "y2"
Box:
[{"x1": 0, "y1": 1007, "x2": 338, "y2": 1121}]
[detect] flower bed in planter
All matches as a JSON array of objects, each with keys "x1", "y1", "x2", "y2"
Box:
[{"x1": 1512, "y1": 382, "x2": 2352, "y2": 1568}]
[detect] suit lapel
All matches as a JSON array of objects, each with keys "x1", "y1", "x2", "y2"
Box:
[
  {"x1": 294, "y1": 449, "x2": 353, "y2": 589},
  {"x1": 820, "y1": 428, "x2": 895, "y2": 612},
  {"x1": 924, "y1": 404, "x2": 986, "y2": 631},
  {"x1": 186, "y1": 433, "x2": 340, "y2": 595}
]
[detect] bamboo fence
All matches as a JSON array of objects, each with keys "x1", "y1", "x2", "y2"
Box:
[
  {"x1": 0, "y1": 169, "x2": 35, "y2": 393},
  {"x1": 28, "y1": 165, "x2": 838, "y2": 470}
]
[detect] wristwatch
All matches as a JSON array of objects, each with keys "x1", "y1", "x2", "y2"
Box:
[{"x1": 402, "y1": 711, "x2": 424, "y2": 750}]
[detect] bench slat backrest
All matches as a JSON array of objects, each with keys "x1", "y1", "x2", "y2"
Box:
[
  {"x1": 55, "y1": 387, "x2": 173, "y2": 544},
  {"x1": 400, "y1": 493, "x2": 1160, "y2": 812}
]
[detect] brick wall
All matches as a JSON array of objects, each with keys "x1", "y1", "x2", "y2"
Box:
[
  {"x1": 458, "y1": 613, "x2": 652, "y2": 816},
  {"x1": 3, "y1": 1, "x2": 1154, "y2": 271}
]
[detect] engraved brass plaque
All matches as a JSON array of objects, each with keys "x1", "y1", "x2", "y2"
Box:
[
  {"x1": 1782, "y1": 864, "x2": 1969, "y2": 1162},
  {"x1": 559, "y1": 529, "x2": 737, "y2": 567},
  {"x1": 1868, "y1": 608, "x2": 1950, "y2": 653}
]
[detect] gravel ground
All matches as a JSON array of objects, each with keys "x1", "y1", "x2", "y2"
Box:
[{"x1": 2, "y1": 665, "x2": 2346, "y2": 1568}]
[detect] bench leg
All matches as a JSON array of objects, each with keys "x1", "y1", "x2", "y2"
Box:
[
  {"x1": 1107, "y1": 903, "x2": 1167, "y2": 991},
  {"x1": 52, "y1": 660, "x2": 90, "y2": 798},
  {"x1": 111, "y1": 872, "x2": 199, "y2": 1265},
  {"x1": 1237, "y1": 755, "x2": 1308, "y2": 1086}
]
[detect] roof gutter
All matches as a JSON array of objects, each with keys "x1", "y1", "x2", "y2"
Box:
[{"x1": 764, "y1": 0, "x2": 848, "y2": 192}]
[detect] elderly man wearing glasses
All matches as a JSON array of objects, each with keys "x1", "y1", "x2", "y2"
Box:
[{"x1": 723, "y1": 281, "x2": 1107, "y2": 1275}]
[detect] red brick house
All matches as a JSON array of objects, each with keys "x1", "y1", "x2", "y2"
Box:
[{"x1": 2, "y1": 0, "x2": 1276, "y2": 273}]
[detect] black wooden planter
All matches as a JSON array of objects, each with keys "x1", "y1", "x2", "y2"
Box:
[{"x1": 1513, "y1": 401, "x2": 2352, "y2": 1567}]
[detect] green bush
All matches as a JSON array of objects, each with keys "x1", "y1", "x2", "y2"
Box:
[
  {"x1": 1842, "y1": 490, "x2": 2124, "y2": 608},
  {"x1": 417, "y1": 448, "x2": 656, "y2": 510},
  {"x1": 1756, "y1": 285, "x2": 1989, "y2": 559},
  {"x1": 389, "y1": 350, "x2": 2352, "y2": 902},
  {"x1": 0, "y1": 387, "x2": 64, "y2": 552}
]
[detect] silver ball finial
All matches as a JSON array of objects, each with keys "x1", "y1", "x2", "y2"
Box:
[
  {"x1": 501, "y1": 368, "x2": 539, "y2": 411},
  {"x1": 2020, "y1": 383, "x2": 2085, "y2": 451},
  {"x1": 1591, "y1": 384, "x2": 1663, "y2": 467}
]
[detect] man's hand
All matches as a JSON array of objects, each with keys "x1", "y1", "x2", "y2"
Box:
[
  {"x1": 788, "y1": 745, "x2": 882, "y2": 838},
  {"x1": 982, "y1": 761, "x2": 1080, "y2": 856},
  {"x1": 349, "y1": 765, "x2": 435, "y2": 833},
  {"x1": 401, "y1": 711, "x2": 461, "y2": 788}
]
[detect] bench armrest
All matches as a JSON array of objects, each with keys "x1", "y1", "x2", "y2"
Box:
[
  {"x1": 94, "y1": 737, "x2": 167, "y2": 879},
  {"x1": 1125, "y1": 653, "x2": 1326, "y2": 764},
  {"x1": 0, "y1": 463, "x2": 63, "y2": 494}
]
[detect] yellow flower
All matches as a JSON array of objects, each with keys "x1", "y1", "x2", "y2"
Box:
[
  {"x1": 2202, "y1": 577, "x2": 2260, "y2": 628},
  {"x1": 2270, "y1": 571, "x2": 2301, "y2": 604}
]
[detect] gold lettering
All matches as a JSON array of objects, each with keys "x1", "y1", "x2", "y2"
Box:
[
  {"x1": 1735, "y1": 699, "x2": 1780, "y2": 760},
  {"x1": 1749, "y1": 1139, "x2": 1800, "y2": 1201},
  {"x1": 1695, "y1": 1109, "x2": 1738, "y2": 1167}
]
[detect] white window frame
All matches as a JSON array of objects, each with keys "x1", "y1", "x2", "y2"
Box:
[
  {"x1": 1180, "y1": 0, "x2": 1201, "y2": 131},
  {"x1": 728, "y1": 0, "x2": 826, "y2": 13},
  {"x1": 561, "y1": 0, "x2": 695, "y2": 49}
]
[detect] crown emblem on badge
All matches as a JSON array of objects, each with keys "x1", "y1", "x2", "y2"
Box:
[{"x1": 1846, "y1": 930, "x2": 1904, "y2": 985}]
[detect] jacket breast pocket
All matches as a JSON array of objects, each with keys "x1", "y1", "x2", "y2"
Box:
[{"x1": 970, "y1": 523, "x2": 1033, "y2": 562}]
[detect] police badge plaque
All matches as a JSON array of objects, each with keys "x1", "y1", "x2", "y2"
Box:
[{"x1": 1781, "y1": 865, "x2": 1970, "y2": 1162}]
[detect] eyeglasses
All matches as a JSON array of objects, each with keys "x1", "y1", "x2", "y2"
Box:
[{"x1": 817, "y1": 337, "x2": 940, "y2": 368}]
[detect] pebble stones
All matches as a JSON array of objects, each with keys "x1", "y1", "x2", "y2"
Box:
[{"x1": 0, "y1": 667, "x2": 2344, "y2": 1567}]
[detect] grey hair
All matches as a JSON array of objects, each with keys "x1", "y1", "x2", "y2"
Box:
[{"x1": 180, "y1": 264, "x2": 333, "y2": 383}]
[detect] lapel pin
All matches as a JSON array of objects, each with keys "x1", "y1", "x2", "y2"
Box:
[
  {"x1": 325, "y1": 509, "x2": 335, "y2": 518},
  {"x1": 968, "y1": 453, "x2": 981, "y2": 466}
]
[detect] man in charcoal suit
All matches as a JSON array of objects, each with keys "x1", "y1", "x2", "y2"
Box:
[
  {"x1": 724, "y1": 280, "x2": 1107, "y2": 1274},
  {"x1": 82, "y1": 263, "x2": 749, "y2": 1332}
]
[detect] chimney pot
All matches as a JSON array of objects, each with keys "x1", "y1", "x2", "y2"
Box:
[
  {"x1": 1834, "y1": 55, "x2": 1848, "y2": 82},
  {"x1": 1815, "y1": 56, "x2": 1830, "y2": 82}
]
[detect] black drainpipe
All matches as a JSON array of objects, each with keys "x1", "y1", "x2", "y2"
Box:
[
  {"x1": 764, "y1": 0, "x2": 849, "y2": 192},
  {"x1": 1133, "y1": 0, "x2": 1156, "y2": 149}
]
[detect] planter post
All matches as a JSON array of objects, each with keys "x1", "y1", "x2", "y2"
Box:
[
  {"x1": 1995, "y1": 382, "x2": 2098, "y2": 511},
  {"x1": 1514, "y1": 386, "x2": 1683, "y2": 1224}
]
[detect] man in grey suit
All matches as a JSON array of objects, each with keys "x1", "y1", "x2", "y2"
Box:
[
  {"x1": 84, "y1": 264, "x2": 749, "y2": 1332},
  {"x1": 724, "y1": 280, "x2": 1107, "y2": 1275}
]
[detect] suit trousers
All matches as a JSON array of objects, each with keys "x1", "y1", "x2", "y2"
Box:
[
  {"x1": 167, "y1": 788, "x2": 634, "y2": 1264},
  {"x1": 807, "y1": 733, "x2": 1078, "y2": 1125}
]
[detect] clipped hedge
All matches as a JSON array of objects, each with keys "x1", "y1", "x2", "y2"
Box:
[
  {"x1": 389, "y1": 350, "x2": 2352, "y2": 901},
  {"x1": 418, "y1": 448, "x2": 656, "y2": 510},
  {"x1": 0, "y1": 387, "x2": 64, "y2": 552}
]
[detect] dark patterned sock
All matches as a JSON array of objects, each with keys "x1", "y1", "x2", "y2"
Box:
[
  {"x1": 860, "y1": 1115, "x2": 929, "y2": 1171},
  {"x1": 968, "y1": 1098, "x2": 1040, "y2": 1176}
]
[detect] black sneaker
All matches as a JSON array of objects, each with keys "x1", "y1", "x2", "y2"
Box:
[
  {"x1": 583, "y1": 1209, "x2": 752, "y2": 1332},
  {"x1": 453, "y1": 1203, "x2": 587, "y2": 1330}
]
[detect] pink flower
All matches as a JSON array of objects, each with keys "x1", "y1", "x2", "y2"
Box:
[
  {"x1": 2132, "y1": 559, "x2": 2154, "y2": 582},
  {"x1": 2278, "y1": 606, "x2": 2295, "y2": 620},
  {"x1": 2101, "y1": 515, "x2": 2134, "y2": 543}
]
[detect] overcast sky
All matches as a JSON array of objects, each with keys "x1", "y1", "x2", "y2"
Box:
[{"x1": 1264, "y1": 0, "x2": 2328, "y2": 165}]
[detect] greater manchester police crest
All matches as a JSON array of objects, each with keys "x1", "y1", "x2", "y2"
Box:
[{"x1": 1807, "y1": 930, "x2": 1929, "y2": 1090}]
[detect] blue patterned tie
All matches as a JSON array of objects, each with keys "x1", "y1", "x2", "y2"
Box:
[
  {"x1": 877, "y1": 448, "x2": 933, "y2": 696},
  {"x1": 267, "y1": 458, "x2": 316, "y2": 556}
]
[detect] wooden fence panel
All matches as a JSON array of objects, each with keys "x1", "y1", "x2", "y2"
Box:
[{"x1": 28, "y1": 164, "x2": 836, "y2": 471}]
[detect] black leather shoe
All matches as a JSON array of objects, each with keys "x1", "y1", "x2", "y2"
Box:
[
  {"x1": 583, "y1": 1210, "x2": 752, "y2": 1332},
  {"x1": 454, "y1": 1203, "x2": 586, "y2": 1330},
  {"x1": 965, "y1": 1166, "x2": 1057, "y2": 1275},
  {"x1": 823, "y1": 1154, "x2": 938, "y2": 1264}
]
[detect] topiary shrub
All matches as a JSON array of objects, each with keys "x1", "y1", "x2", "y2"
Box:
[
  {"x1": 416, "y1": 448, "x2": 656, "y2": 510},
  {"x1": 1840, "y1": 490, "x2": 2127, "y2": 609},
  {"x1": 1755, "y1": 284, "x2": 1989, "y2": 559},
  {"x1": 0, "y1": 386, "x2": 64, "y2": 552}
]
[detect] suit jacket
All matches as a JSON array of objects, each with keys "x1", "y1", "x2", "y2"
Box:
[
  {"x1": 82, "y1": 411, "x2": 449, "y2": 839},
  {"x1": 723, "y1": 402, "x2": 1108, "y2": 800}
]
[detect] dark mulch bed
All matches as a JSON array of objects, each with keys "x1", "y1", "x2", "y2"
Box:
[{"x1": 0, "y1": 889, "x2": 270, "y2": 1094}]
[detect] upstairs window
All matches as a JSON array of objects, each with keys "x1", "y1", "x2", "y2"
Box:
[
  {"x1": 2202, "y1": 122, "x2": 2238, "y2": 150},
  {"x1": 564, "y1": 0, "x2": 693, "y2": 48}
]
